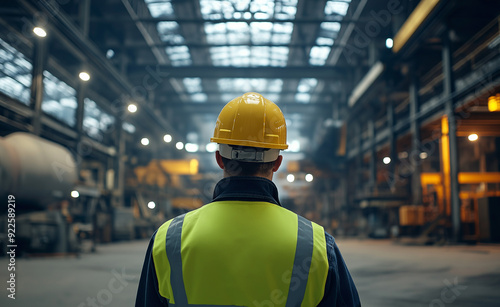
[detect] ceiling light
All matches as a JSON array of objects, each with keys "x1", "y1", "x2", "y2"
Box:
[
  {"x1": 71, "y1": 190, "x2": 79, "y2": 198},
  {"x1": 305, "y1": 174, "x2": 314, "y2": 182},
  {"x1": 468, "y1": 133, "x2": 478, "y2": 142},
  {"x1": 383, "y1": 157, "x2": 391, "y2": 164},
  {"x1": 287, "y1": 174, "x2": 295, "y2": 183},
  {"x1": 385, "y1": 38, "x2": 393, "y2": 49},
  {"x1": 488, "y1": 95, "x2": 499, "y2": 112},
  {"x1": 163, "y1": 134, "x2": 172, "y2": 143},
  {"x1": 147, "y1": 201, "x2": 156, "y2": 209},
  {"x1": 205, "y1": 142, "x2": 217, "y2": 152},
  {"x1": 185, "y1": 143, "x2": 199, "y2": 153},
  {"x1": 33, "y1": 27, "x2": 47, "y2": 37},
  {"x1": 176, "y1": 142, "x2": 184, "y2": 150},
  {"x1": 79, "y1": 72, "x2": 90, "y2": 81},
  {"x1": 106, "y1": 49, "x2": 115, "y2": 59},
  {"x1": 141, "y1": 137, "x2": 149, "y2": 146},
  {"x1": 127, "y1": 104, "x2": 137, "y2": 113},
  {"x1": 419, "y1": 152, "x2": 428, "y2": 159}
]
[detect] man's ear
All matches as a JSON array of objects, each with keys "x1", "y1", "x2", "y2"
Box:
[
  {"x1": 272, "y1": 155, "x2": 283, "y2": 172},
  {"x1": 215, "y1": 151, "x2": 225, "y2": 170}
]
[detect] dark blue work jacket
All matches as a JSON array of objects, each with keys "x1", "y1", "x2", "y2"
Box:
[{"x1": 136, "y1": 176, "x2": 361, "y2": 306}]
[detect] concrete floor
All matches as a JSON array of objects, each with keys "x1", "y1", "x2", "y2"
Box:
[{"x1": 1, "y1": 239, "x2": 499, "y2": 307}]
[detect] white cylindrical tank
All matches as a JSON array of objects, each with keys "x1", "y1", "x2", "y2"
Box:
[{"x1": 0, "y1": 132, "x2": 77, "y2": 206}]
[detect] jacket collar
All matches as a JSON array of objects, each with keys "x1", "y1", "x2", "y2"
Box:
[{"x1": 212, "y1": 176, "x2": 281, "y2": 206}]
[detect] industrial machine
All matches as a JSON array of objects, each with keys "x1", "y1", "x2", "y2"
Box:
[{"x1": 0, "y1": 132, "x2": 79, "y2": 254}]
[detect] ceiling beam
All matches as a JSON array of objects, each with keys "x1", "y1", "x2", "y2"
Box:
[
  {"x1": 166, "y1": 102, "x2": 332, "y2": 108},
  {"x1": 105, "y1": 42, "x2": 352, "y2": 50},
  {"x1": 120, "y1": 0, "x2": 169, "y2": 64},
  {"x1": 128, "y1": 66, "x2": 348, "y2": 79},
  {"x1": 89, "y1": 17, "x2": 367, "y2": 24},
  {"x1": 327, "y1": 0, "x2": 368, "y2": 65},
  {"x1": 147, "y1": 90, "x2": 341, "y2": 95}
]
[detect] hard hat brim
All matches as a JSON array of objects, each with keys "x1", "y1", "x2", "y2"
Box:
[{"x1": 210, "y1": 137, "x2": 289, "y2": 150}]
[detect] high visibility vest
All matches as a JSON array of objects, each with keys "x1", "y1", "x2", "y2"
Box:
[{"x1": 152, "y1": 201, "x2": 329, "y2": 306}]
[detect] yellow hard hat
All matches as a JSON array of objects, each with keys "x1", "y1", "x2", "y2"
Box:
[{"x1": 211, "y1": 92, "x2": 288, "y2": 151}]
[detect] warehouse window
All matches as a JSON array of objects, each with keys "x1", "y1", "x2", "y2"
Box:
[
  {"x1": 42, "y1": 70, "x2": 77, "y2": 127},
  {"x1": 0, "y1": 37, "x2": 32, "y2": 105},
  {"x1": 83, "y1": 98, "x2": 115, "y2": 141}
]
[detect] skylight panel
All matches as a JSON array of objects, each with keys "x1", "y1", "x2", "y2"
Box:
[
  {"x1": 265, "y1": 94, "x2": 280, "y2": 102},
  {"x1": 227, "y1": 22, "x2": 249, "y2": 31},
  {"x1": 275, "y1": 0, "x2": 297, "y2": 19},
  {"x1": 191, "y1": 93, "x2": 208, "y2": 102},
  {"x1": 157, "y1": 22, "x2": 185, "y2": 44},
  {"x1": 316, "y1": 37, "x2": 334, "y2": 46},
  {"x1": 221, "y1": 93, "x2": 237, "y2": 102},
  {"x1": 202, "y1": 1, "x2": 297, "y2": 67},
  {"x1": 274, "y1": 22, "x2": 293, "y2": 34},
  {"x1": 254, "y1": 12, "x2": 271, "y2": 19},
  {"x1": 321, "y1": 22, "x2": 341, "y2": 32},
  {"x1": 297, "y1": 78, "x2": 318, "y2": 93},
  {"x1": 147, "y1": 2, "x2": 174, "y2": 18},
  {"x1": 309, "y1": 1, "x2": 351, "y2": 65},
  {"x1": 182, "y1": 77, "x2": 207, "y2": 102},
  {"x1": 217, "y1": 78, "x2": 283, "y2": 94},
  {"x1": 309, "y1": 46, "x2": 331, "y2": 65},
  {"x1": 183, "y1": 78, "x2": 203, "y2": 93},
  {"x1": 324, "y1": 0, "x2": 350, "y2": 16},
  {"x1": 267, "y1": 79, "x2": 284, "y2": 92},
  {"x1": 295, "y1": 93, "x2": 311, "y2": 103},
  {"x1": 166, "y1": 46, "x2": 192, "y2": 66},
  {"x1": 145, "y1": 1, "x2": 192, "y2": 66}
]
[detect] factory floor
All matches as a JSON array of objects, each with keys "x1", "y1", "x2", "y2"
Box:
[{"x1": 1, "y1": 239, "x2": 499, "y2": 307}]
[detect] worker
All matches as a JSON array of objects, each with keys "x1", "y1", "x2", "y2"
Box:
[{"x1": 136, "y1": 92, "x2": 360, "y2": 306}]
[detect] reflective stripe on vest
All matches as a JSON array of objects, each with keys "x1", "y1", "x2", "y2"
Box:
[{"x1": 152, "y1": 201, "x2": 328, "y2": 306}]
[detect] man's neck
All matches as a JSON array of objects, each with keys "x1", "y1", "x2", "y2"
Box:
[{"x1": 224, "y1": 172, "x2": 273, "y2": 181}]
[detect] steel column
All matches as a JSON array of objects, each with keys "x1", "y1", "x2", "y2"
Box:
[
  {"x1": 76, "y1": 0, "x2": 91, "y2": 155},
  {"x1": 387, "y1": 101, "x2": 396, "y2": 184},
  {"x1": 79, "y1": 0, "x2": 91, "y2": 37},
  {"x1": 369, "y1": 119, "x2": 377, "y2": 192},
  {"x1": 442, "y1": 30, "x2": 461, "y2": 242},
  {"x1": 355, "y1": 122, "x2": 363, "y2": 195},
  {"x1": 409, "y1": 66, "x2": 422, "y2": 205},
  {"x1": 75, "y1": 83, "x2": 86, "y2": 144},
  {"x1": 29, "y1": 37, "x2": 48, "y2": 136},
  {"x1": 114, "y1": 117, "x2": 126, "y2": 207}
]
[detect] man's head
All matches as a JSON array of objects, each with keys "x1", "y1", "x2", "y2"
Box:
[{"x1": 210, "y1": 92, "x2": 288, "y2": 180}]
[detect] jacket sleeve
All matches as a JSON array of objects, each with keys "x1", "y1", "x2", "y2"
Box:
[
  {"x1": 318, "y1": 232, "x2": 361, "y2": 307},
  {"x1": 136, "y1": 232, "x2": 169, "y2": 307}
]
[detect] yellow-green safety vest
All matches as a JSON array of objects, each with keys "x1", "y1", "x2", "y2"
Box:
[{"x1": 152, "y1": 200, "x2": 329, "y2": 306}]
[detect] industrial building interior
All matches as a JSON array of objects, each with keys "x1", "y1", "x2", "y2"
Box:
[{"x1": 1, "y1": 0, "x2": 500, "y2": 306}]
